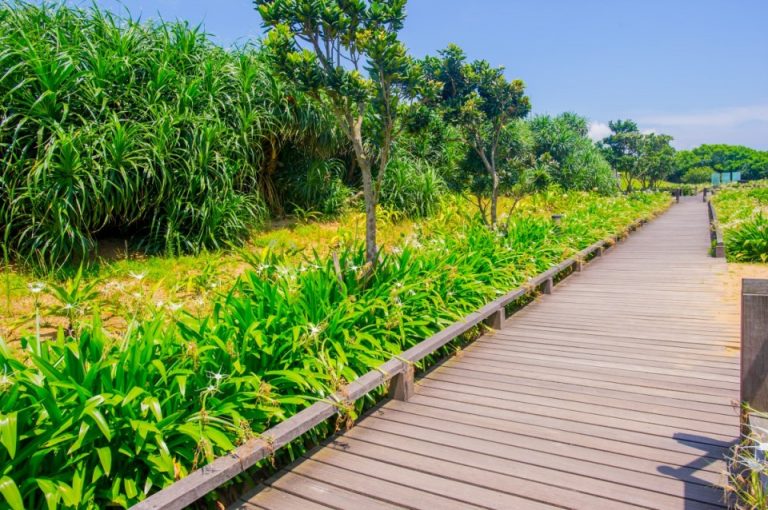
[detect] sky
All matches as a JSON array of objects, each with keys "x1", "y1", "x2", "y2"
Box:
[{"x1": 67, "y1": 0, "x2": 768, "y2": 150}]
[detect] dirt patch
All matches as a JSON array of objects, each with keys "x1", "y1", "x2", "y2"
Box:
[{"x1": 722, "y1": 263, "x2": 768, "y2": 305}]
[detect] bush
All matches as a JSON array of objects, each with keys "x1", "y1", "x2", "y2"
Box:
[
  {"x1": 725, "y1": 214, "x2": 768, "y2": 262},
  {"x1": 0, "y1": 2, "x2": 339, "y2": 270},
  {"x1": 277, "y1": 159, "x2": 353, "y2": 216},
  {"x1": 380, "y1": 157, "x2": 446, "y2": 218},
  {"x1": 682, "y1": 167, "x2": 713, "y2": 184}
]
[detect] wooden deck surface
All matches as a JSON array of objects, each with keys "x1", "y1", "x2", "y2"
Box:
[{"x1": 235, "y1": 197, "x2": 740, "y2": 510}]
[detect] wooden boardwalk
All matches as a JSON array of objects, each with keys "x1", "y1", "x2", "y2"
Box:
[{"x1": 235, "y1": 197, "x2": 740, "y2": 510}]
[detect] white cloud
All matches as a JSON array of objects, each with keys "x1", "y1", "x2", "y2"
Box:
[
  {"x1": 587, "y1": 122, "x2": 611, "y2": 142},
  {"x1": 638, "y1": 105, "x2": 768, "y2": 128}
]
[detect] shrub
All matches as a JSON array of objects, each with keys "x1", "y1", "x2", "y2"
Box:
[
  {"x1": 0, "y1": 2, "x2": 338, "y2": 271},
  {"x1": 380, "y1": 157, "x2": 446, "y2": 218}
]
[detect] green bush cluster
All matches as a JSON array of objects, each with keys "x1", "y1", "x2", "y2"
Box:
[
  {"x1": 712, "y1": 182, "x2": 768, "y2": 262},
  {"x1": 0, "y1": 2, "x2": 343, "y2": 271},
  {"x1": 0, "y1": 192, "x2": 668, "y2": 509}
]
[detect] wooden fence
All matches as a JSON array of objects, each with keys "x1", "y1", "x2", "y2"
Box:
[
  {"x1": 708, "y1": 199, "x2": 726, "y2": 258},
  {"x1": 131, "y1": 217, "x2": 653, "y2": 510}
]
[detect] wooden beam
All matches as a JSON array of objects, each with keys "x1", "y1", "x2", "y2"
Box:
[
  {"x1": 484, "y1": 307, "x2": 505, "y2": 329},
  {"x1": 742, "y1": 279, "x2": 768, "y2": 413},
  {"x1": 389, "y1": 362, "x2": 415, "y2": 401}
]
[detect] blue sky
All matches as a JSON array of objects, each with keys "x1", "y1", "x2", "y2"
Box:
[{"x1": 68, "y1": 0, "x2": 768, "y2": 150}]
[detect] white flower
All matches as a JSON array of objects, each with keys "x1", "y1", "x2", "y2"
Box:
[
  {"x1": 28, "y1": 282, "x2": 45, "y2": 294},
  {"x1": 167, "y1": 302, "x2": 183, "y2": 312},
  {"x1": 155, "y1": 300, "x2": 164, "y2": 309},
  {"x1": 308, "y1": 323, "x2": 322, "y2": 336},
  {"x1": 128, "y1": 272, "x2": 146, "y2": 281}
]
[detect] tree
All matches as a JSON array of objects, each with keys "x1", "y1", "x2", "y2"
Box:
[
  {"x1": 422, "y1": 44, "x2": 531, "y2": 228},
  {"x1": 599, "y1": 121, "x2": 675, "y2": 191},
  {"x1": 529, "y1": 113, "x2": 617, "y2": 194},
  {"x1": 681, "y1": 166, "x2": 713, "y2": 184},
  {"x1": 673, "y1": 144, "x2": 768, "y2": 182},
  {"x1": 254, "y1": 0, "x2": 415, "y2": 265},
  {"x1": 637, "y1": 133, "x2": 675, "y2": 189},
  {"x1": 599, "y1": 120, "x2": 643, "y2": 192}
]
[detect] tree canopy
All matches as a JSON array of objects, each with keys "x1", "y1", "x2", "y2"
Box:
[{"x1": 673, "y1": 144, "x2": 768, "y2": 182}]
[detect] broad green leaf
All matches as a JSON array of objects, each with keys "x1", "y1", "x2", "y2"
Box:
[
  {"x1": 0, "y1": 476, "x2": 23, "y2": 510},
  {"x1": 0, "y1": 412, "x2": 17, "y2": 459}
]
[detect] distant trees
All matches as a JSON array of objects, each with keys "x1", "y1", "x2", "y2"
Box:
[
  {"x1": 673, "y1": 144, "x2": 768, "y2": 182},
  {"x1": 529, "y1": 113, "x2": 617, "y2": 193},
  {"x1": 681, "y1": 166, "x2": 713, "y2": 184},
  {"x1": 421, "y1": 44, "x2": 532, "y2": 229},
  {"x1": 599, "y1": 120, "x2": 675, "y2": 191},
  {"x1": 255, "y1": 0, "x2": 416, "y2": 265}
]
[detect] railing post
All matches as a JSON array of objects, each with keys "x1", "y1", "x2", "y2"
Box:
[
  {"x1": 542, "y1": 277, "x2": 554, "y2": 294},
  {"x1": 389, "y1": 362, "x2": 414, "y2": 401},
  {"x1": 742, "y1": 279, "x2": 768, "y2": 413},
  {"x1": 484, "y1": 307, "x2": 505, "y2": 329},
  {"x1": 575, "y1": 260, "x2": 584, "y2": 272}
]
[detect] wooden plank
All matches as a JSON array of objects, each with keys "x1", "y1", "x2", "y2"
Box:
[
  {"x1": 338, "y1": 425, "x2": 725, "y2": 507},
  {"x1": 267, "y1": 473, "x2": 402, "y2": 510},
  {"x1": 424, "y1": 371, "x2": 738, "y2": 425},
  {"x1": 742, "y1": 278, "x2": 768, "y2": 412},
  {"x1": 236, "y1": 486, "x2": 332, "y2": 510},
  {"x1": 357, "y1": 414, "x2": 726, "y2": 485},
  {"x1": 304, "y1": 451, "x2": 553, "y2": 510},
  {"x1": 289, "y1": 458, "x2": 485, "y2": 510},
  {"x1": 378, "y1": 402, "x2": 729, "y2": 472},
  {"x1": 325, "y1": 435, "x2": 682, "y2": 509}
]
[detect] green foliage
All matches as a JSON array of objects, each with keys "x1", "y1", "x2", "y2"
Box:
[
  {"x1": 256, "y1": 0, "x2": 417, "y2": 263},
  {"x1": 725, "y1": 407, "x2": 768, "y2": 508},
  {"x1": 529, "y1": 113, "x2": 617, "y2": 194},
  {"x1": 674, "y1": 144, "x2": 768, "y2": 182},
  {"x1": 712, "y1": 182, "x2": 768, "y2": 262},
  {"x1": 0, "y1": 191, "x2": 668, "y2": 508},
  {"x1": 277, "y1": 159, "x2": 353, "y2": 216},
  {"x1": 421, "y1": 44, "x2": 532, "y2": 227},
  {"x1": 0, "y1": 2, "x2": 341, "y2": 272},
  {"x1": 380, "y1": 157, "x2": 446, "y2": 218},
  {"x1": 599, "y1": 120, "x2": 675, "y2": 191},
  {"x1": 681, "y1": 166, "x2": 713, "y2": 184}
]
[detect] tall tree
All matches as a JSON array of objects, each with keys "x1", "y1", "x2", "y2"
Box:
[
  {"x1": 254, "y1": 0, "x2": 414, "y2": 265},
  {"x1": 637, "y1": 133, "x2": 676, "y2": 189},
  {"x1": 422, "y1": 44, "x2": 531, "y2": 228},
  {"x1": 529, "y1": 113, "x2": 617, "y2": 193},
  {"x1": 599, "y1": 120, "x2": 643, "y2": 192}
]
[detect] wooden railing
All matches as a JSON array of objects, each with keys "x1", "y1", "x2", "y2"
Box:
[
  {"x1": 132, "y1": 217, "x2": 652, "y2": 510},
  {"x1": 708, "y1": 200, "x2": 726, "y2": 258}
]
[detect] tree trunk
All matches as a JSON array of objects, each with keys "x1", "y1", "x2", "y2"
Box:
[
  {"x1": 490, "y1": 170, "x2": 499, "y2": 228},
  {"x1": 361, "y1": 166, "x2": 377, "y2": 264},
  {"x1": 349, "y1": 116, "x2": 377, "y2": 265}
]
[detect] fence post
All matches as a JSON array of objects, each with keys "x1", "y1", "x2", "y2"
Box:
[
  {"x1": 542, "y1": 277, "x2": 554, "y2": 294},
  {"x1": 389, "y1": 362, "x2": 415, "y2": 401},
  {"x1": 484, "y1": 307, "x2": 505, "y2": 329},
  {"x1": 742, "y1": 279, "x2": 768, "y2": 414}
]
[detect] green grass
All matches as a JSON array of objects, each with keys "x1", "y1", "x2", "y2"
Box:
[
  {"x1": 712, "y1": 181, "x2": 768, "y2": 262},
  {"x1": 0, "y1": 191, "x2": 669, "y2": 509}
]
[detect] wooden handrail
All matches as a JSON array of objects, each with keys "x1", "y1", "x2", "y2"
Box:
[
  {"x1": 708, "y1": 201, "x2": 726, "y2": 258},
  {"x1": 131, "y1": 217, "x2": 650, "y2": 510}
]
